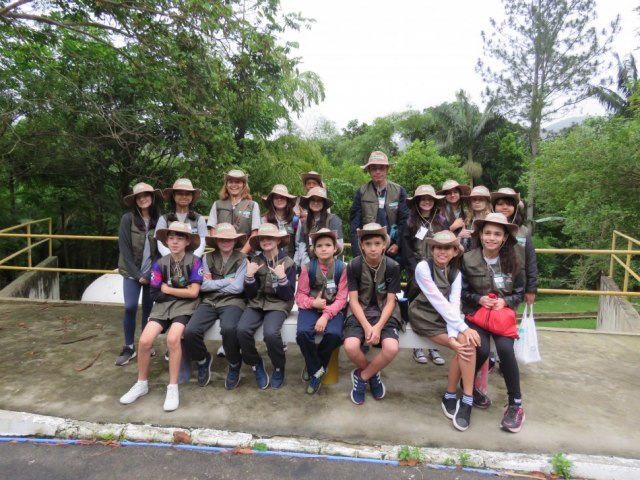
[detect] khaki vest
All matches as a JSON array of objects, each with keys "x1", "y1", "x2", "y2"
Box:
[
  {"x1": 408, "y1": 263, "x2": 452, "y2": 334},
  {"x1": 346, "y1": 256, "x2": 401, "y2": 321},
  {"x1": 247, "y1": 255, "x2": 295, "y2": 314},
  {"x1": 150, "y1": 252, "x2": 200, "y2": 319},
  {"x1": 308, "y1": 260, "x2": 340, "y2": 305},
  {"x1": 201, "y1": 250, "x2": 246, "y2": 309},
  {"x1": 216, "y1": 199, "x2": 254, "y2": 235},
  {"x1": 118, "y1": 214, "x2": 158, "y2": 278},
  {"x1": 461, "y1": 249, "x2": 517, "y2": 315},
  {"x1": 163, "y1": 213, "x2": 200, "y2": 234},
  {"x1": 360, "y1": 181, "x2": 401, "y2": 226}
]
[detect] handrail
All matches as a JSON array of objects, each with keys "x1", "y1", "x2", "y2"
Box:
[{"x1": 1, "y1": 218, "x2": 639, "y2": 297}]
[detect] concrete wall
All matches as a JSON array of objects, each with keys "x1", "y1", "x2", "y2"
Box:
[
  {"x1": 597, "y1": 276, "x2": 640, "y2": 333},
  {"x1": 0, "y1": 257, "x2": 60, "y2": 300}
]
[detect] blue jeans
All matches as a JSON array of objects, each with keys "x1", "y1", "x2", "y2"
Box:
[
  {"x1": 296, "y1": 309, "x2": 344, "y2": 377},
  {"x1": 122, "y1": 277, "x2": 152, "y2": 346}
]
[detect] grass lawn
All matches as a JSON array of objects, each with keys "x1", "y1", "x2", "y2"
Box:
[
  {"x1": 538, "y1": 318, "x2": 597, "y2": 329},
  {"x1": 522, "y1": 295, "x2": 598, "y2": 314}
]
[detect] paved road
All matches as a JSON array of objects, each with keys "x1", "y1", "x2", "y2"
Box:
[{"x1": 0, "y1": 441, "x2": 523, "y2": 480}]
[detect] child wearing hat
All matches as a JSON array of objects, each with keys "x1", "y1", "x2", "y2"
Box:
[
  {"x1": 437, "y1": 179, "x2": 471, "y2": 237},
  {"x1": 237, "y1": 223, "x2": 297, "y2": 389},
  {"x1": 295, "y1": 171, "x2": 326, "y2": 224},
  {"x1": 459, "y1": 185, "x2": 492, "y2": 252},
  {"x1": 409, "y1": 230, "x2": 480, "y2": 431},
  {"x1": 295, "y1": 229, "x2": 347, "y2": 394},
  {"x1": 119, "y1": 221, "x2": 203, "y2": 412},
  {"x1": 207, "y1": 169, "x2": 260, "y2": 255},
  {"x1": 400, "y1": 184, "x2": 448, "y2": 367},
  {"x1": 261, "y1": 184, "x2": 299, "y2": 260},
  {"x1": 294, "y1": 186, "x2": 344, "y2": 269},
  {"x1": 461, "y1": 213, "x2": 526, "y2": 433},
  {"x1": 344, "y1": 223, "x2": 402, "y2": 405},
  {"x1": 182, "y1": 223, "x2": 248, "y2": 390},
  {"x1": 156, "y1": 178, "x2": 207, "y2": 258},
  {"x1": 115, "y1": 182, "x2": 163, "y2": 366}
]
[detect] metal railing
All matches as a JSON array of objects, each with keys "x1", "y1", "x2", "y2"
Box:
[{"x1": 1, "y1": 218, "x2": 639, "y2": 296}]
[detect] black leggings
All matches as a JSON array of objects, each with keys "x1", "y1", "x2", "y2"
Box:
[{"x1": 467, "y1": 321, "x2": 521, "y2": 403}]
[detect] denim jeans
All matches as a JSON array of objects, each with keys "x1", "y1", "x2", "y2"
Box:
[{"x1": 122, "y1": 277, "x2": 152, "y2": 346}]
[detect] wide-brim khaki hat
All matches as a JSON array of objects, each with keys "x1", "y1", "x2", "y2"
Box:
[
  {"x1": 248, "y1": 223, "x2": 290, "y2": 251},
  {"x1": 426, "y1": 230, "x2": 464, "y2": 257},
  {"x1": 437, "y1": 179, "x2": 471, "y2": 197},
  {"x1": 224, "y1": 169, "x2": 248, "y2": 183},
  {"x1": 204, "y1": 222, "x2": 247, "y2": 249},
  {"x1": 490, "y1": 187, "x2": 521, "y2": 204},
  {"x1": 360, "y1": 150, "x2": 394, "y2": 171},
  {"x1": 472, "y1": 212, "x2": 519, "y2": 237},
  {"x1": 356, "y1": 223, "x2": 390, "y2": 249},
  {"x1": 308, "y1": 228, "x2": 342, "y2": 255},
  {"x1": 465, "y1": 185, "x2": 491, "y2": 199},
  {"x1": 406, "y1": 184, "x2": 444, "y2": 208},
  {"x1": 155, "y1": 221, "x2": 200, "y2": 251},
  {"x1": 123, "y1": 182, "x2": 163, "y2": 209},
  {"x1": 261, "y1": 184, "x2": 297, "y2": 208},
  {"x1": 162, "y1": 178, "x2": 201, "y2": 202},
  {"x1": 300, "y1": 186, "x2": 335, "y2": 209},
  {"x1": 300, "y1": 171, "x2": 323, "y2": 186}
]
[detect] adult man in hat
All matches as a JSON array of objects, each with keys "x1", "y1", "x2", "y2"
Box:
[{"x1": 349, "y1": 151, "x2": 409, "y2": 259}]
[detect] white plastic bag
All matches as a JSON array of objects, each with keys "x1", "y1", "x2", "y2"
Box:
[{"x1": 514, "y1": 304, "x2": 541, "y2": 364}]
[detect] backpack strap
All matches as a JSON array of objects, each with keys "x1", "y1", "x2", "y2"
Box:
[
  {"x1": 334, "y1": 259, "x2": 344, "y2": 284},
  {"x1": 350, "y1": 255, "x2": 362, "y2": 281},
  {"x1": 308, "y1": 258, "x2": 318, "y2": 290}
]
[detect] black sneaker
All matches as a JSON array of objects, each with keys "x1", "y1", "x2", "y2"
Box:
[
  {"x1": 453, "y1": 400, "x2": 473, "y2": 431},
  {"x1": 473, "y1": 387, "x2": 492, "y2": 409},
  {"x1": 197, "y1": 352, "x2": 213, "y2": 387},
  {"x1": 115, "y1": 346, "x2": 136, "y2": 366},
  {"x1": 441, "y1": 394, "x2": 457, "y2": 419},
  {"x1": 501, "y1": 404, "x2": 525, "y2": 433},
  {"x1": 225, "y1": 362, "x2": 241, "y2": 390}
]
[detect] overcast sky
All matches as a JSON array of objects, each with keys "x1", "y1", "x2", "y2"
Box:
[{"x1": 279, "y1": 0, "x2": 638, "y2": 133}]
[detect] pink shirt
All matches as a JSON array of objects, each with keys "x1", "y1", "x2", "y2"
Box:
[{"x1": 295, "y1": 262, "x2": 348, "y2": 320}]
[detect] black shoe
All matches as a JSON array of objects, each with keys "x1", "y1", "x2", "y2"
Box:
[
  {"x1": 197, "y1": 352, "x2": 213, "y2": 387},
  {"x1": 115, "y1": 346, "x2": 136, "y2": 366},
  {"x1": 473, "y1": 387, "x2": 492, "y2": 409},
  {"x1": 441, "y1": 394, "x2": 457, "y2": 419},
  {"x1": 453, "y1": 400, "x2": 473, "y2": 431}
]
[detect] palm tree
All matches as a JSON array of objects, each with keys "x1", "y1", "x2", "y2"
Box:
[
  {"x1": 588, "y1": 53, "x2": 638, "y2": 117},
  {"x1": 434, "y1": 90, "x2": 496, "y2": 186}
]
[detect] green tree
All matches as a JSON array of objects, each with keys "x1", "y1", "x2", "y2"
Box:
[
  {"x1": 588, "y1": 53, "x2": 638, "y2": 117},
  {"x1": 478, "y1": 0, "x2": 619, "y2": 223}
]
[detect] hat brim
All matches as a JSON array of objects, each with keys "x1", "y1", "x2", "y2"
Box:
[
  {"x1": 356, "y1": 226, "x2": 391, "y2": 249},
  {"x1": 301, "y1": 173, "x2": 323, "y2": 184},
  {"x1": 426, "y1": 237, "x2": 464, "y2": 257},
  {"x1": 472, "y1": 218, "x2": 519, "y2": 237},
  {"x1": 162, "y1": 188, "x2": 202, "y2": 202},
  {"x1": 437, "y1": 185, "x2": 471, "y2": 196},
  {"x1": 204, "y1": 233, "x2": 247, "y2": 249},
  {"x1": 308, "y1": 230, "x2": 342, "y2": 256},
  {"x1": 248, "y1": 232, "x2": 290, "y2": 251},
  {"x1": 224, "y1": 173, "x2": 248, "y2": 183},
  {"x1": 155, "y1": 228, "x2": 201, "y2": 251},
  {"x1": 123, "y1": 189, "x2": 163, "y2": 209},
  {"x1": 361, "y1": 161, "x2": 394, "y2": 171},
  {"x1": 300, "y1": 195, "x2": 334, "y2": 210},
  {"x1": 406, "y1": 192, "x2": 444, "y2": 208},
  {"x1": 490, "y1": 192, "x2": 521, "y2": 203}
]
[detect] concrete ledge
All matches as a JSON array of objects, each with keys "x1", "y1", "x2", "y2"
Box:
[
  {"x1": 1, "y1": 409, "x2": 639, "y2": 479},
  {"x1": 0, "y1": 257, "x2": 60, "y2": 300},
  {"x1": 598, "y1": 276, "x2": 640, "y2": 333}
]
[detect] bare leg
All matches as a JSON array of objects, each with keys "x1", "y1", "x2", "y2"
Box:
[
  {"x1": 167, "y1": 322, "x2": 186, "y2": 385},
  {"x1": 428, "y1": 333, "x2": 475, "y2": 396},
  {"x1": 361, "y1": 338, "x2": 399, "y2": 380},
  {"x1": 343, "y1": 337, "x2": 369, "y2": 370},
  {"x1": 137, "y1": 321, "x2": 163, "y2": 381}
]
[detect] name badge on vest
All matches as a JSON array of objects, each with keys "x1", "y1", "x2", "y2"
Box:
[
  {"x1": 378, "y1": 197, "x2": 385, "y2": 209},
  {"x1": 415, "y1": 226, "x2": 428, "y2": 240},
  {"x1": 271, "y1": 273, "x2": 279, "y2": 284},
  {"x1": 493, "y1": 273, "x2": 507, "y2": 289},
  {"x1": 325, "y1": 279, "x2": 337, "y2": 295},
  {"x1": 388, "y1": 201, "x2": 398, "y2": 210},
  {"x1": 224, "y1": 273, "x2": 236, "y2": 279},
  {"x1": 242, "y1": 210, "x2": 251, "y2": 218},
  {"x1": 517, "y1": 236, "x2": 526, "y2": 246},
  {"x1": 376, "y1": 281, "x2": 386, "y2": 293},
  {"x1": 278, "y1": 224, "x2": 286, "y2": 233}
]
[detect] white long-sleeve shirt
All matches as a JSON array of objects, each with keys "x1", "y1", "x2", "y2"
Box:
[{"x1": 414, "y1": 260, "x2": 467, "y2": 338}]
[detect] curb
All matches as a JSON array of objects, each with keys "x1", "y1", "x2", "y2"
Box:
[{"x1": 1, "y1": 409, "x2": 639, "y2": 479}]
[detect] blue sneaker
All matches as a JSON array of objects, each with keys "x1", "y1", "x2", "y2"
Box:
[
  {"x1": 197, "y1": 352, "x2": 212, "y2": 387},
  {"x1": 350, "y1": 368, "x2": 366, "y2": 405},
  {"x1": 271, "y1": 367, "x2": 285, "y2": 389},
  {"x1": 369, "y1": 371, "x2": 386, "y2": 400},
  {"x1": 306, "y1": 366, "x2": 325, "y2": 395},
  {"x1": 225, "y1": 362, "x2": 241, "y2": 390},
  {"x1": 252, "y1": 360, "x2": 269, "y2": 390}
]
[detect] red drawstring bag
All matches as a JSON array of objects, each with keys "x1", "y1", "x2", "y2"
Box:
[{"x1": 465, "y1": 293, "x2": 519, "y2": 338}]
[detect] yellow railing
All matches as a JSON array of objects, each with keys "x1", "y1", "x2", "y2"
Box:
[{"x1": 1, "y1": 219, "x2": 639, "y2": 296}]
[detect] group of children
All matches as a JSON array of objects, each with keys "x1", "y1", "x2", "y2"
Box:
[{"x1": 116, "y1": 150, "x2": 536, "y2": 435}]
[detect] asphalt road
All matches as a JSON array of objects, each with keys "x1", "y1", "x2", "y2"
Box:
[{"x1": 0, "y1": 441, "x2": 524, "y2": 480}]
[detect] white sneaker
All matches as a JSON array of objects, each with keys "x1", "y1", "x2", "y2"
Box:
[
  {"x1": 163, "y1": 384, "x2": 179, "y2": 412},
  {"x1": 120, "y1": 380, "x2": 148, "y2": 405},
  {"x1": 413, "y1": 348, "x2": 428, "y2": 364},
  {"x1": 429, "y1": 349, "x2": 446, "y2": 366}
]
